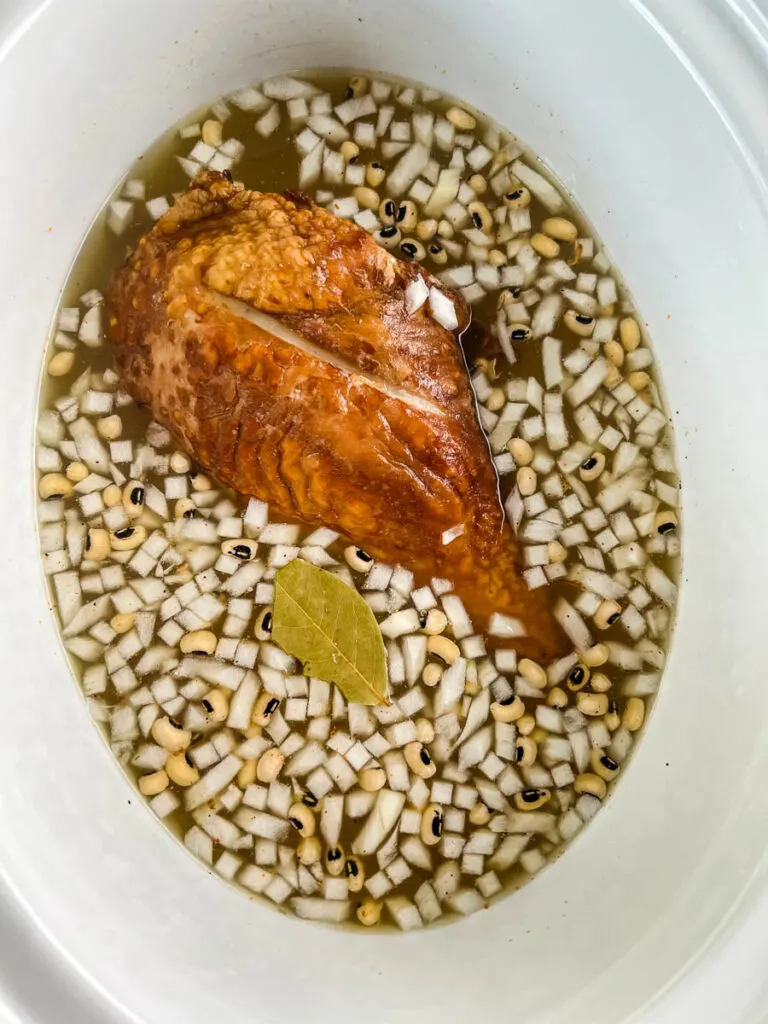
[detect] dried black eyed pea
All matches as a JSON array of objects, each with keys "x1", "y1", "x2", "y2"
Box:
[
  {"x1": 288, "y1": 802, "x2": 316, "y2": 836},
  {"x1": 174, "y1": 497, "x2": 197, "y2": 520},
  {"x1": 468, "y1": 201, "x2": 493, "y2": 234},
  {"x1": 591, "y1": 749, "x2": 620, "y2": 781},
  {"x1": 579, "y1": 452, "x2": 606, "y2": 482},
  {"x1": 180, "y1": 630, "x2": 217, "y2": 656},
  {"x1": 396, "y1": 200, "x2": 418, "y2": 232},
  {"x1": 356, "y1": 900, "x2": 382, "y2": 927},
  {"x1": 404, "y1": 741, "x2": 436, "y2": 778},
  {"x1": 366, "y1": 162, "x2": 386, "y2": 187},
  {"x1": 491, "y1": 695, "x2": 525, "y2": 723},
  {"x1": 344, "y1": 545, "x2": 373, "y2": 572},
  {"x1": 428, "y1": 242, "x2": 448, "y2": 265},
  {"x1": 345, "y1": 856, "x2": 365, "y2": 893},
  {"x1": 574, "y1": 773, "x2": 607, "y2": 799},
  {"x1": 202, "y1": 689, "x2": 229, "y2": 723},
  {"x1": 39, "y1": 474, "x2": 73, "y2": 499},
  {"x1": 221, "y1": 538, "x2": 257, "y2": 561},
  {"x1": 594, "y1": 599, "x2": 622, "y2": 630},
  {"x1": 85, "y1": 528, "x2": 111, "y2": 562},
  {"x1": 253, "y1": 607, "x2": 273, "y2": 641},
  {"x1": 151, "y1": 716, "x2": 192, "y2": 753},
  {"x1": 564, "y1": 309, "x2": 596, "y2": 337},
  {"x1": 399, "y1": 238, "x2": 426, "y2": 261},
  {"x1": 110, "y1": 525, "x2": 147, "y2": 551},
  {"x1": 374, "y1": 225, "x2": 401, "y2": 250},
  {"x1": 504, "y1": 187, "x2": 531, "y2": 210},
  {"x1": 421, "y1": 804, "x2": 443, "y2": 846},
  {"x1": 509, "y1": 324, "x2": 532, "y2": 342},
  {"x1": 655, "y1": 510, "x2": 678, "y2": 535},
  {"x1": 566, "y1": 663, "x2": 590, "y2": 692},
  {"x1": 252, "y1": 692, "x2": 280, "y2": 728},
  {"x1": 547, "y1": 686, "x2": 569, "y2": 708},
  {"x1": 326, "y1": 846, "x2": 345, "y2": 876},
  {"x1": 515, "y1": 736, "x2": 537, "y2": 767},
  {"x1": 122, "y1": 480, "x2": 145, "y2": 519},
  {"x1": 297, "y1": 835, "x2": 321, "y2": 865},
  {"x1": 514, "y1": 788, "x2": 551, "y2": 811},
  {"x1": 165, "y1": 751, "x2": 200, "y2": 787}
]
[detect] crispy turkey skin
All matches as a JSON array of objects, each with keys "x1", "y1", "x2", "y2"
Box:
[{"x1": 107, "y1": 171, "x2": 561, "y2": 658}]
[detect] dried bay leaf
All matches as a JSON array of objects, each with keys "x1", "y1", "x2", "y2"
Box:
[{"x1": 272, "y1": 560, "x2": 389, "y2": 706}]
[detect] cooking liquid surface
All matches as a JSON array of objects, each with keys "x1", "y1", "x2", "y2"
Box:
[{"x1": 37, "y1": 69, "x2": 680, "y2": 930}]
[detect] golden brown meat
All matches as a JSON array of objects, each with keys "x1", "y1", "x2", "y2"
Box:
[{"x1": 108, "y1": 171, "x2": 561, "y2": 658}]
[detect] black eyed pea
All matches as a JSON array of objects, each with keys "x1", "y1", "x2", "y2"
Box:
[
  {"x1": 340, "y1": 140, "x2": 360, "y2": 162},
  {"x1": 96, "y1": 415, "x2": 122, "y2": 441},
  {"x1": 122, "y1": 480, "x2": 145, "y2": 519},
  {"x1": 359, "y1": 766, "x2": 386, "y2": 792},
  {"x1": 566, "y1": 663, "x2": 590, "y2": 693},
  {"x1": 467, "y1": 201, "x2": 493, "y2": 234},
  {"x1": 356, "y1": 899, "x2": 382, "y2": 927},
  {"x1": 396, "y1": 200, "x2": 418, "y2": 232},
  {"x1": 437, "y1": 219, "x2": 454, "y2": 238},
  {"x1": 605, "y1": 702, "x2": 621, "y2": 732},
  {"x1": 514, "y1": 788, "x2": 551, "y2": 811},
  {"x1": 301, "y1": 790, "x2": 319, "y2": 809},
  {"x1": 548, "y1": 540, "x2": 567, "y2": 564},
  {"x1": 326, "y1": 845, "x2": 345, "y2": 876},
  {"x1": 253, "y1": 607, "x2": 273, "y2": 641},
  {"x1": 469, "y1": 802, "x2": 492, "y2": 826},
  {"x1": 619, "y1": 316, "x2": 641, "y2": 352},
  {"x1": 627, "y1": 370, "x2": 651, "y2": 391},
  {"x1": 344, "y1": 545, "x2": 374, "y2": 572},
  {"x1": 589, "y1": 672, "x2": 612, "y2": 693},
  {"x1": 508, "y1": 323, "x2": 533, "y2": 342},
  {"x1": 467, "y1": 173, "x2": 487, "y2": 194},
  {"x1": 202, "y1": 119, "x2": 223, "y2": 146},
  {"x1": 423, "y1": 608, "x2": 448, "y2": 636},
  {"x1": 491, "y1": 695, "x2": 525, "y2": 723},
  {"x1": 574, "y1": 773, "x2": 607, "y2": 800},
  {"x1": 622, "y1": 696, "x2": 646, "y2": 732},
  {"x1": 594, "y1": 599, "x2": 622, "y2": 630},
  {"x1": 138, "y1": 769, "x2": 169, "y2": 797},
  {"x1": 427, "y1": 242, "x2": 448, "y2": 265},
  {"x1": 353, "y1": 185, "x2": 380, "y2": 210},
  {"x1": 519, "y1": 658, "x2": 547, "y2": 689},
  {"x1": 346, "y1": 74, "x2": 368, "y2": 98},
  {"x1": 579, "y1": 452, "x2": 606, "y2": 482},
  {"x1": 541, "y1": 216, "x2": 578, "y2": 242},
  {"x1": 151, "y1": 716, "x2": 192, "y2": 753},
  {"x1": 404, "y1": 741, "x2": 436, "y2": 779},
  {"x1": 421, "y1": 662, "x2": 443, "y2": 687},
  {"x1": 202, "y1": 689, "x2": 229, "y2": 723},
  {"x1": 503, "y1": 187, "x2": 531, "y2": 210},
  {"x1": 366, "y1": 161, "x2": 386, "y2": 187},
  {"x1": 110, "y1": 612, "x2": 135, "y2": 635},
  {"x1": 547, "y1": 686, "x2": 569, "y2": 709},
  {"x1": 288, "y1": 802, "x2": 316, "y2": 837},
  {"x1": 486, "y1": 387, "x2": 506, "y2": 412},
  {"x1": 180, "y1": 630, "x2": 217, "y2": 656},
  {"x1": 110, "y1": 525, "x2": 147, "y2": 551},
  {"x1": 374, "y1": 225, "x2": 401, "y2": 250},
  {"x1": 415, "y1": 717, "x2": 435, "y2": 744},
  {"x1": 345, "y1": 856, "x2": 365, "y2": 893},
  {"x1": 421, "y1": 803, "x2": 443, "y2": 846},
  {"x1": 85, "y1": 528, "x2": 111, "y2": 562},
  {"x1": 378, "y1": 199, "x2": 397, "y2": 225},
  {"x1": 174, "y1": 497, "x2": 197, "y2": 520},
  {"x1": 517, "y1": 714, "x2": 536, "y2": 737},
  {"x1": 564, "y1": 309, "x2": 596, "y2": 337},
  {"x1": 252, "y1": 693, "x2": 281, "y2": 728},
  {"x1": 415, "y1": 218, "x2": 438, "y2": 242},
  {"x1": 399, "y1": 238, "x2": 426, "y2": 261},
  {"x1": 576, "y1": 692, "x2": 609, "y2": 717},
  {"x1": 515, "y1": 736, "x2": 537, "y2": 767},
  {"x1": 488, "y1": 248, "x2": 506, "y2": 267},
  {"x1": 446, "y1": 106, "x2": 476, "y2": 130},
  {"x1": 255, "y1": 746, "x2": 285, "y2": 782},
  {"x1": 604, "y1": 341, "x2": 625, "y2": 367},
  {"x1": 221, "y1": 538, "x2": 257, "y2": 561},
  {"x1": 166, "y1": 751, "x2": 200, "y2": 787},
  {"x1": 604, "y1": 363, "x2": 622, "y2": 390},
  {"x1": 426, "y1": 635, "x2": 460, "y2": 665},
  {"x1": 190, "y1": 472, "x2": 212, "y2": 492},
  {"x1": 39, "y1": 474, "x2": 73, "y2": 500},
  {"x1": 530, "y1": 232, "x2": 560, "y2": 259},
  {"x1": 655, "y1": 510, "x2": 678, "y2": 535},
  {"x1": 65, "y1": 461, "x2": 89, "y2": 483},
  {"x1": 297, "y1": 835, "x2": 322, "y2": 865},
  {"x1": 103, "y1": 484, "x2": 123, "y2": 507},
  {"x1": 47, "y1": 350, "x2": 75, "y2": 377},
  {"x1": 516, "y1": 466, "x2": 537, "y2": 497},
  {"x1": 237, "y1": 759, "x2": 257, "y2": 788},
  {"x1": 170, "y1": 451, "x2": 192, "y2": 474},
  {"x1": 508, "y1": 438, "x2": 533, "y2": 466},
  {"x1": 591, "y1": 748, "x2": 620, "y2": 781},
  {"x1": 581, "y1": 643, "x2": 609, "y2": 668}
]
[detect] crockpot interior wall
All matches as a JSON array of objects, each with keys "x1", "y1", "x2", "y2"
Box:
[{"x1": 1, "y1": 1, "x2": 767, "y2": 1022}]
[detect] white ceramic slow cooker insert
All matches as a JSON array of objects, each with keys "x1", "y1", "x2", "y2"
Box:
[{"x1": 1, "y1": 1, "x2": 768, "y2": 1021}]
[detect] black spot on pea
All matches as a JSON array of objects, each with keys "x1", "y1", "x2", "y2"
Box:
[
  {"x1": 658, "y1": 521, "x2": 676, "y2": 535},
  {"x1": 262, "y1": 611, "x2": 273, "y2": 633},
  {"x1": 601, "y1": 755, "x2": 619, "y2": 771},
  {"x1": 419, "y1": 748, "x2": 432, "y2": 766},
  {"x1": 345, "y1": 859, "x2": 359, "y2": 878},
  {"x1": 511, "y1": 328, "x2": 530, "y2": 341},
  {"x1": 569, "y1": 666, "x2": 585, "y2": 686},
  {"x1": 232, "y1": 544, "x2": 251, "y2": 559},
  {"x1": 355, "y1": 549, "x2": 372, "y2": 563},
  {"x1": 471, "y1": 212, "x2": 483, "y2": 228},
  {"x1": 265, "y1": 698, "x2": 279, "y2": 715},
  {"x1": 130, "y1": 486, "x2": 144, "y2": 506},
  {"x1": 576, "y1": 314, "x2": 594, "y2": 325},
  {"x1": 202, "y1": 699, "x2": 214, "y2": 713},
  {"x1": 289, "y1": 816, "x2": 303, "y2": 832},
  {"x1": 114, "y1": 528, "x2": 134, "y2": 539},
  {"x1": 581, "y1": 456, "x2": 598, "y2": 471},
  {"x1": 327, "y1": 847, "x2": 343, "y2": 863},
  {"x1": 607, "y1": 611, "x2": 620, "y2": 625},
  {"x1": 380, "y1": 226, "x2": 398, "y2": 239},
  {"x1": 302, "y1": 792, "x2": 318, "y2": 808},
  {"x1": 431, "y1": 812, "x2": 443, "y2": 838}
]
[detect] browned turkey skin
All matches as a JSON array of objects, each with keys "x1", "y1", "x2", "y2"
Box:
[{"x1": 107, "y1": 171, "x2": 562, "y2": 659}]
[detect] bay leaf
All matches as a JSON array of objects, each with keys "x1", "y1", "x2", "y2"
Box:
[{"x1": 272, "y1": 560, "x2": 389, "y2": 706}]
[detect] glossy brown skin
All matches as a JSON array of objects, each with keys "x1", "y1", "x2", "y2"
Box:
[{"x1": 108, "y1": 171, "x2": 561, "y2": 658}]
